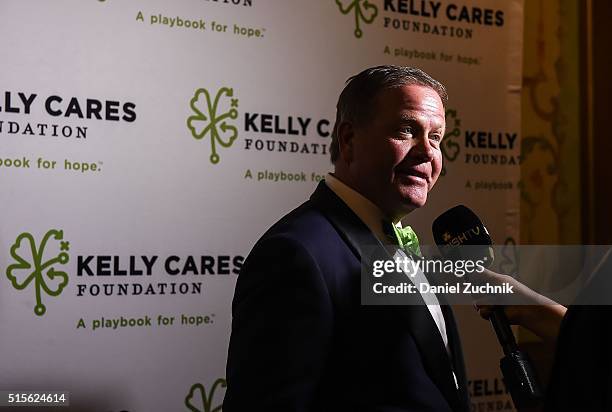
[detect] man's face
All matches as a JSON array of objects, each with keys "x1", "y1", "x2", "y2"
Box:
[{"x1": 347, "y1": 84, "x2": 445, "y2": 219}]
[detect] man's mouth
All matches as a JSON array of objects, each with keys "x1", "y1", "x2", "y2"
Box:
[{"x1": 396, "y1": 169, "x2": 429, "y2": 181}]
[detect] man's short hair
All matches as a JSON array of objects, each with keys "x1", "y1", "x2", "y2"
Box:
[{"x1": 330, "y1": 65, "x2": 448, "y2": 163}]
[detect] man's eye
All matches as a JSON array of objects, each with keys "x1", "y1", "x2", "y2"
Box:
[
  {"x1": 398, "y1": 127, "x2": 413, "y2": 136},
  {"x1": 429, "y1": 134, "x2": 442, "y2": 142}
]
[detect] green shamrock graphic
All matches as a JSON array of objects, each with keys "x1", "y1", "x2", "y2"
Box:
[
  {"x1": 6, "y1": 230, "x2": 70, "y2": 316},
  {"x1": 441, "y1": 108, "x2": 462, "y2": 176},
  {"x1": 187, "y1": 87, "x2": 239, "y2": 165},
  {"x1": 185, "y1": 379, "x2": 226, "y2": 412},
  {"x1": 335, "y1": 0, "x2": 378, "y2": 38}
]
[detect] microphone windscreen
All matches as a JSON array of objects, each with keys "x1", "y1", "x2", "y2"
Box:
[{"x1": 432, "y1": 205, "x2": 494, "y2": 265}]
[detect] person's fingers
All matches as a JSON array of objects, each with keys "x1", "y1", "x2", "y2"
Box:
[
  {"x1": 474, "y1": 303, "x2": 494, "y2": 319},
  {"x1": 473, "y1": 267, "x2": 511, "y2": 285},
  {"x1": 475, "y1": 304, "x2": 526, "y2": 325}
]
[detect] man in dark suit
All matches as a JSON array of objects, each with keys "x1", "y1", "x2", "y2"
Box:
[{"x1": 223, "y1": 66, "x2": 470, "y2": 411}]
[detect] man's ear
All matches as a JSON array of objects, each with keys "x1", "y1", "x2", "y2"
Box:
[{"x1": 337, "y1": 121, "x2": 356, "y2": 164}]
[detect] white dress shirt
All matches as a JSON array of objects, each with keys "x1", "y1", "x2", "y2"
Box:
[{"x1": 324, "y1": 173, "x2": 451, "y2": 354}]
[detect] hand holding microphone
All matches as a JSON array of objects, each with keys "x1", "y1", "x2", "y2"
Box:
[
  {"x1": 474, "y1": 268, "x2": 567, "y2": 345},
  {"x1": 432, "y1": 205, "x2": 544, "y2": 409}
]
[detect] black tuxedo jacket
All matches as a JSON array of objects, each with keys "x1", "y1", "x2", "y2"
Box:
[{"x1": 223, "y1": 181, "x2": 470, "y2": 411}]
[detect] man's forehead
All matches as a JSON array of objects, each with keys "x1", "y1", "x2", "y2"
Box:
[
  {"x1": 398, "y1": 112, "x2": 446, "y2": 127},
  {"x1": 372, "y1": 86, "x2": 445, "y2": 123},
  {"x1": 374, "y1": 84, "x2": 444, "y2": 111}
]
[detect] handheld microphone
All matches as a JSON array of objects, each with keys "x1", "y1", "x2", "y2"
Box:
[{"x1": 432, "y1": 205, "x2": 543, "y2": 409}]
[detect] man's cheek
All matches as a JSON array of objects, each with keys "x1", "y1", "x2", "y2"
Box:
[
  {"x1": 433, "y1": 153, "x2": 443, "y2": 173},
  {"x1": 429, "y1": 164, "x2": 442, "y2": 190}
]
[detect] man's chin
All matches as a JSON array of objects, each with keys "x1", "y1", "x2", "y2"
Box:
[
  {"x1": 386, "y1": 195, "x2": 427, "y2": 219},
  {"x1": 403, "y1": 198, "x2": 426, "y2": 211},
  {"x1": 399, "y1": 188, "x2": 428, "y2": 209}
]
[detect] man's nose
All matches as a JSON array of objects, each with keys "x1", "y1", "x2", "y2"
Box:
[{"x1": 411, "y1": 133, "x2": 435, "y2": 161}]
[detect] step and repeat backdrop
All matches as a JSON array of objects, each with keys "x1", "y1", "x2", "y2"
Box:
[{"x1": 1, "y1": 1, "x2": 522, "y2": 411}]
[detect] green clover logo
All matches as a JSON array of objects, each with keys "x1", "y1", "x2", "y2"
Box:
[
  {"x1": 185, "y1": 379, "x2": 226, "y2": 412},
  {"x1": 441, "y1": 108, "x2": 462, "y2": 176},
  {"x1": 6, "y1": 229, "x2": 70, "y2": 316},
  {"x1": 187, "y1": 87, "x2": 239, "y2": 165},
  {"x1": 335, "y1": 0, "x2": 378, "y2": 38}
]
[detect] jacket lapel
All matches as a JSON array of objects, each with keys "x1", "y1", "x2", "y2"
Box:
[
  {"x1": 309, "y1": 181, "x2": 464, "y2": 411},
  {"x1": 394, "y1": 305, "x2": 464, "y2": 411},
  {"x1": 309, "y1": 181, "x2": 378, "y2": 262},
  {"x1": 441, "y1": 305, "x2": 470, "y2": 410}
]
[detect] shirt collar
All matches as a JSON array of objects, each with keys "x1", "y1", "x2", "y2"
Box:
[{"x1": 324, "y1": 173, "x2": 404, "y2": 242}]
